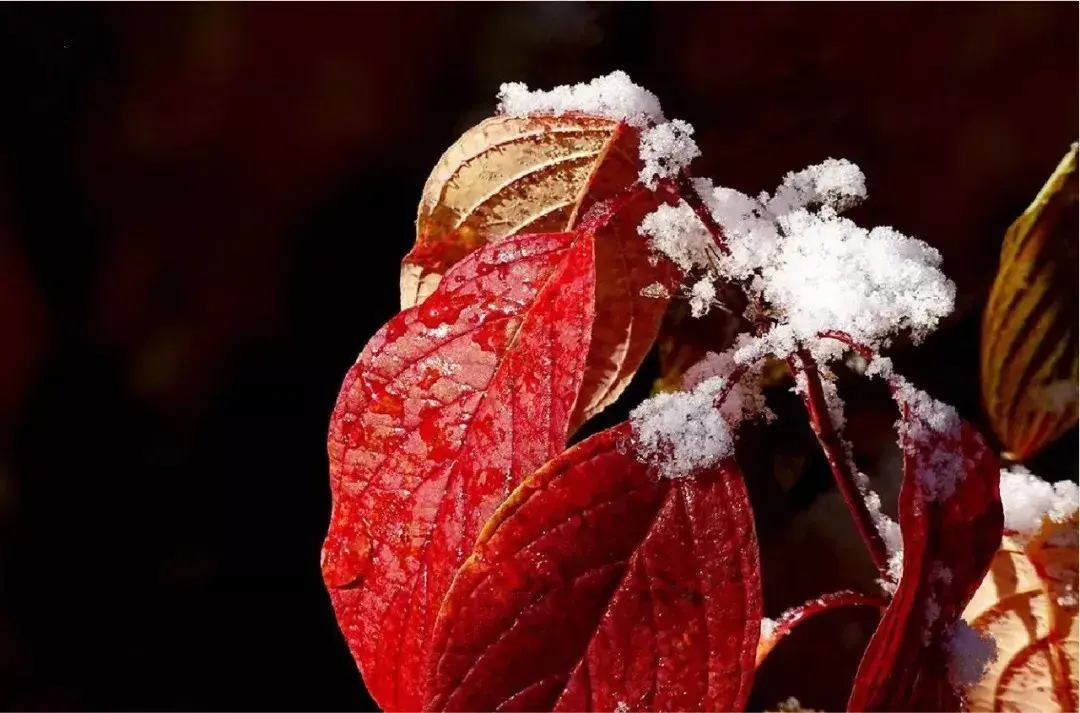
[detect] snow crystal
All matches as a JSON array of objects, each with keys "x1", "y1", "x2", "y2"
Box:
[
  {"x1": 893, "y1": 378, "x2": 965, "y2": 502},
  {"x1": 999, "y1": 465, "x2": 1080, "y2": 539},
  {"x1": 688, "y1": 278, "x2": 716, "y2": 318},
  {"x1": 638, "y1": 119, "x2": 700, "y2": 189},
  {"x1": 637, "y1": 201, "x2": 719, "y2": 274},
  {"x1": 693, "y1": 178, "x2": 782, "y2": 281},
  {"x1": 630, "y1": 377, "x2": 734, "y2": 479},
  {"x1": 766, "y1": 158, "x2": 867, "y2": 216},
  {"x1": 631, "y1": 351, "x2": 763, "y2": 479},
  {"x1": 682, "y1": 350, "x2": 768, "y2": 424},
  {"x1": 946, "y1": 621, "x2": 997, "y2": 690},
  {"x1": 730, "y1": 326, "x2": 798, "y2": 366},
  {"x1": 762, "y1": 209, "x2": 955, "y2": 348},
  {"x1": 689, "y1": 162, "x2": 956, "y2": 353},
  {"x1": 497, "y1": 71, "x2": 665, "y2": 129}
]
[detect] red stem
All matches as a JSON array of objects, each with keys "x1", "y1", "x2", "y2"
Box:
[
  {"x1": 757, "y1": 589, "x2": 888, "y2": 665},
  {"x1": 789, "y1": 349, "x2": 889, "y2": 577}
]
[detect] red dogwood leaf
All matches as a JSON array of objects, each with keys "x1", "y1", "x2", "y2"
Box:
[
  {"x1": 848, "y1": 403, "x2": 1003, "y2": 711},
  {"x1": 426, "y1": 423, "x2": 762, "y2": 712},
  {"x1": 322, "y1": 201, "x2": 629, "y2": 709}
]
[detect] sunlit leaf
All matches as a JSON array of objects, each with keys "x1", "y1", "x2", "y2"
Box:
[
  {"x1": 961, "y1": 515, "x2": 1079, "y2": 712},
  {"x1": 981, "y1": 144, "x2": 1079, "y2": 460},
  {"x1": 323, "y1": 211, "x2": 606, "y2": 710},
  {"x1": 426, "y1": 423, "x2": 762, "y2": 712},
  {"x1": 848, "y1": 407, "x2": 1003, "y2": 711}
]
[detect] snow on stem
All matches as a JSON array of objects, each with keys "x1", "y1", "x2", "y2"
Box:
[{"x1": 789, "y1": 349, "x2": 890, "y2": 576}]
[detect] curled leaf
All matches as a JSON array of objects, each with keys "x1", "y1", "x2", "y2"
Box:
[
  {"x1": 981, "y1": 144, "x2": 1079, "y2": 460},
  {"x1": 848, "y1": 408, "x2": 1003, "y2": 711},
  {"x1": 426, "y1": 423, "x2": 762, "y2": 712},
  {"x1": 961, "y1": 515, "x2": 1079, "y2": 711},
  {"x1": 323, "y1": 212, "x2": 604, "y2": 709},
  {"x1": 405, "y1": 114, "x2": 638, "y2": 309},
  {"x1": 408, "y1": 115, "x2": 679, "y2": 424}
]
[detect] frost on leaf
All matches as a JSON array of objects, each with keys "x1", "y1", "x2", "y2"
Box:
[
  {"x1": 425, "y1": 424, "x2": 762, "y2": 712},
  {"x1": 322, "y1": 225, "x2": 599, "y2": 710},
  {"x1": 848, "y1": 400, "x2": 1002, "y2": 711}
]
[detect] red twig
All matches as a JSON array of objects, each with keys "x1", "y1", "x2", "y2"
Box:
[
  {"x1": 789, "y1": 349, "x2": 889, "y2": 577},
  {"x1": 757, "y1": 589, "x2": 888, "y2": 665}
]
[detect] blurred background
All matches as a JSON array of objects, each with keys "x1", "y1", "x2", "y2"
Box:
[{"x1": 0, "y1": 3, "x2": 1075, "y2": 710}]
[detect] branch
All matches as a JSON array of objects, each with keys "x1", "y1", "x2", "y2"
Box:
[{"x1": 789, "y1": 349, "x2": 889, "y2": 577}]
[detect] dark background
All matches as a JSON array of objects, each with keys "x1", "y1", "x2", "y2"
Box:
[{"x1": 0, "y1": 3, "x2": 1076, "y2": 710}]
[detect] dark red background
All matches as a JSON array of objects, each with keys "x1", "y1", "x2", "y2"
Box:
[{"x1": 0, "y1": 3, "x2": 1075, "y2": 710}]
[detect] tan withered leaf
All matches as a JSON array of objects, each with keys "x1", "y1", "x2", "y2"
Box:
[
  {"x1": 405, "y1": 114, "x2": 637, "y2": 309},
  {"x1": 981, "y1": 144, "x2": 1079, "y2": 460},
  {"x1": 961, "y1": 515, "x2": 1079, "y2": 712},
  {"x1": 406, "y1": 113, "x2": 679, "y2": 425}
]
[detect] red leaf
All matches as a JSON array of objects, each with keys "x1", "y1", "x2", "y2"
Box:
[
  {"x1": 848, "y1": 408, "x2": 1003, "y2": 711},
  {"x1": 322, "y1": 202, "x2": 625, "y2": 709},
  {"x1": 425, "y1": 423, "x2": 762, "y2": 712}
]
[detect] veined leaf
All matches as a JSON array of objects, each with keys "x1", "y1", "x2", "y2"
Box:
[
  {"x1": 426, "y1": 424, "x2": 762, "y2": 712},
  {"x1": 407, "y1": 114, "x2": 678, "y2": 424},
  {"x1": 848, "y1": 406, "x2": 1003, "y2": 711},
  {"x1": 323, "y1": 204, "x2": 616, "y2": 709},
  {"x1": 981, "y1": 144, "x2": 1079, "y2": 460},
  {"x1": 961, "y1": 515, "x2": 1079, "y2": 712}
]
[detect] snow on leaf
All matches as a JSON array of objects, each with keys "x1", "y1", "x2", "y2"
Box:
[
  {"x1": 425, "y1": 423, "x2": 762, "y2": 712},
  {"x1": 497, "y1": 70, "x2": 665, "y2": 129},
  {"x1": 999, "y1": 465, "x2": 1079, "y2": 540},
  {"x1": 961, "y1": 511, "x2": 1079, "y2": 712},
  {"x1": 629, "y1": 350, "x2": 765, "y2": 480},
  {"x1": 981, "y1": 144, "x2": 1078, "y2": 461},
  {"x1": 848, "y1": 405, "x2": 1003, "y2": 711},
  {"x1": 322, "y1": 218, "x2": 602, "y2": 710}
]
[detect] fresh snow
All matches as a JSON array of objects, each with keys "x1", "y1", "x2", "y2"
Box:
[
  {"x1": 637, "y1": 201, "x2": 719, "y2": 275},
  {"x1": 497, "y1": 71, "x2": 664, "y2": 128},
  {"x1": 638, "y1": 119, "x2": 701, "y2": 189},
  {"x1": 892, "y1": 377, "x2": 965, "y2": 502},
  {"x1": 999, "y1": 465, "x2": 1079, "y2": 539},
  {"x1": 630, "y1": 350, "x2": 764, "y2": 479},
  {"x1": 497, "y1": 72, "x2": 702, "y2": 193}
]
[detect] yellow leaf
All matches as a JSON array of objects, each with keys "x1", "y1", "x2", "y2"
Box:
[
  {"x1": 981, "y1": 144, "x2": 1079, "y2": 460},
  {"x1": 961, "y1": 514, "x2": 1079, "y2": 711}
]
